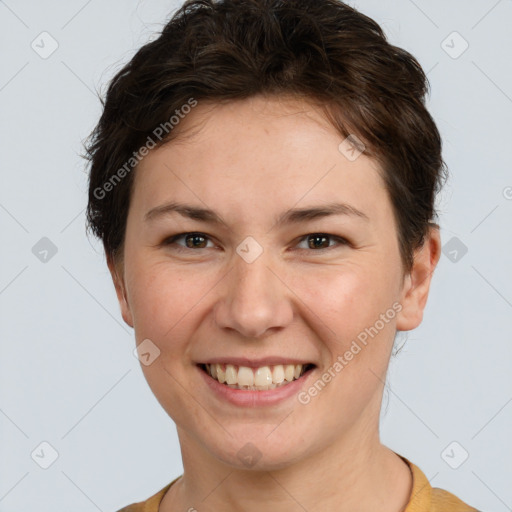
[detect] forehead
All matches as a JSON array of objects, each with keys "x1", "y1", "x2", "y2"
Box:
[{"x1": 130, "y1": 95, "x2": 389, "y2": 227}]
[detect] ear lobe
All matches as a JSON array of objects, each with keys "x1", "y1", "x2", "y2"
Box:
[
  {"x1": 107, "y1": 254, "x2": 134, "y2": 329},
  {"x1": 395, "y1": 227, "x2": 441, "y2": 332}
]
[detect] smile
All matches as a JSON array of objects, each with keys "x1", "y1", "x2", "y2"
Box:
[{"x1": 198, "y1": 363, "x2": 316, "y2": 391}]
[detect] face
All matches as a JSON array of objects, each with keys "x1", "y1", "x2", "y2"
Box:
[{"x1": 109, "y1": 95, "x2": 438, "y2": 471}]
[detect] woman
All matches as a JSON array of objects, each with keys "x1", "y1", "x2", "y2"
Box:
[{"x1": 85, "y1": 0, "x2": 481, "y2": 510}]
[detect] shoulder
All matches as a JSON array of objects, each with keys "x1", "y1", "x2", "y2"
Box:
[
  {"x1": 431, "y1": 487, "x2": 481, "y2": 512},
  {"x1": 116, "y1": 506, "x2": 142, "y2": 512},
  {"x1": 115, "y1": 499, "x2": 150, "y2": 512},
  {"x1": 402, "y1": 455, "x2": 481, "y2": 512},
  {"x1": 113, "y1": 477, "x2": 180, "y2": 512}
]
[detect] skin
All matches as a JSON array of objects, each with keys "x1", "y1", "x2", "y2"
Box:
[{"x1": 108, "y1": 95, "x2": 441, "y2": 512}]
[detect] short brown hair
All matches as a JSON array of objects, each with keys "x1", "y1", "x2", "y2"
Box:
[{"x1": 85, "y1": 0, "x2": 447, "y2": 272}]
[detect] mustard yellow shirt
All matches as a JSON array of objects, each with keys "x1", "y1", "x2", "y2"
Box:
[{"x1": 116, "y1": 455, "x2": 480, "y2": 511}]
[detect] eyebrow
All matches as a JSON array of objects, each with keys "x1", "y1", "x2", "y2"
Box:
[{"x1": 144, "y1": 200, "x2": 369, "y2": 226}]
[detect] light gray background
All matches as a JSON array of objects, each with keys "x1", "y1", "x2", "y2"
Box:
[{"x1": 1, "y1": 0, "x2": 511, "y2": 511}]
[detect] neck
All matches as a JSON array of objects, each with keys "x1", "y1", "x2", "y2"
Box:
[{"x1": 161, "y1": 423, "x2": 412, "y2": 512}]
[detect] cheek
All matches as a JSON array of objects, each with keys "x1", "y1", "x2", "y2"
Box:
[
  {"x1": 290, "y1": 261, "x2": 400, "y2": 398},
  {"x1": 290, "y1": 260, "x2": 399, "y2": 334},
  {"x1": 125, "y1": 259, "x2": 203, "y2": 349},
  {"x1": 127, "y1": 262, "x2": 208, "y2": 420},
  {"x1": 291, "y1": 267, "x2": 398, "y2": 418}
]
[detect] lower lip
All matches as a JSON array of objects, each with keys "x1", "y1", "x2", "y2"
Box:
[{"x1": 197, "y1": 365, "x2": 315, "y2": 407}]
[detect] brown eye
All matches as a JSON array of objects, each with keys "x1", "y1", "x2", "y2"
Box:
[
  {"x1": 297, "y1": 233, "x2": 349, "y2": 251},
  {"x1": 162, "y1": 232, "x2": 349, "y2": 253},
  {"x1": 184, "y1": 233, "x2": 208, "y2": 248},
  {"x1": 308, "y1": 234, "x2": 330, "y2": 249},
  {"x1": 163, "y1": 232, "x2": 214, "y2": 251}
]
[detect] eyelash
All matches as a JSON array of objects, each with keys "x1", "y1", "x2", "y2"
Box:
[{"x1": 162, "y1": 232, "x2": 350, "y2": 253}]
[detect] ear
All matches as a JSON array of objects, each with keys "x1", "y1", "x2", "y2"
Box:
[
  {"x1": 107, "y1": 254, "x2": 134, "y2": 328},
  {"x1": 396, "y1": 225, "x2": 442, "y2": 331}
]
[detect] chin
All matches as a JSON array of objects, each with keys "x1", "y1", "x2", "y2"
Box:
[{"x1": 202, "y1": 429, "x2": 311, "y2": 471}]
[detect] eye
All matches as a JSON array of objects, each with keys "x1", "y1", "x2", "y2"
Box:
[
  {"x1": 296, "y1": 233, "x2": 349, "y2": 251},
  {"x1": 161, "y1": 232, "x2": 349, "y2": 253},
  {"x1": 163, "y1": 232, "x2": 215, "y2": 251}
]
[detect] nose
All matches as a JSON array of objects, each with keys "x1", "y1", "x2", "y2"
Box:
[{"x1": 214, "y1": 250, "x2": 294, "y2": 339}]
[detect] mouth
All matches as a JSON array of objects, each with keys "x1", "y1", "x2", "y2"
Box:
[{"x1": 197, "y1": 362, "x2": 316, "y2": 391}]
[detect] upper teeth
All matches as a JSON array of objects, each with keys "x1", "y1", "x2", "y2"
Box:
[{"x1": 206, "y1": 363, "x2": 307, "y2": 387}]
